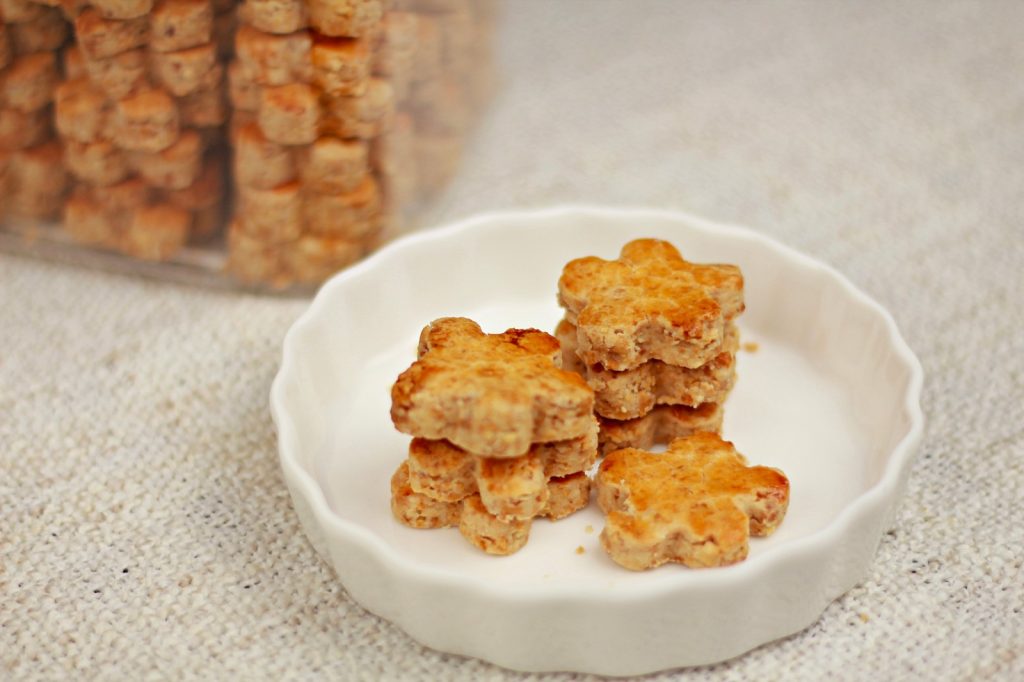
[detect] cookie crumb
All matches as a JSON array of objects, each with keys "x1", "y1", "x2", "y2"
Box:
[
  {"x1": 859, "y1": 612, "x2": 870, "y2": 623},
  {"x1": 575, "y1": 545, "x2": 585, "y2": 555},
  {"x1": 742, "y1": 341, "x2": 759, "y2": 353},
  {"x1": 584, "y1": 525, "x2": 594, "y2": 534}
]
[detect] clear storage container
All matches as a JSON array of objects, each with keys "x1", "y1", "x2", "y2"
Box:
[{"x1": 0, "y1": 0, "x2": 497, "y2": 290}]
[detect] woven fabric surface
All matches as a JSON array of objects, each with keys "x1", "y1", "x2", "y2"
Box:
[{"x1": 3, "y1": 1, "x2": 1023, "y2": 679}]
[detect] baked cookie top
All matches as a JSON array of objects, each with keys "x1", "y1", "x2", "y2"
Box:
[
  {"x1": 558, "y1": 239, "x2": 744, "y2": 371},
  {"x1": 391, "y1": 317, "x2": 595, "y2": 457},
  {"x1": 595, "y1": 432, "x2": 789, "y2": 570}
]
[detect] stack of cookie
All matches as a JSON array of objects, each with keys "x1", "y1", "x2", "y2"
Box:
[
  {"x1": 0, "y1": 0, "x2": 496, "y2": 286},
  {"x1": 0, "y1": 1, "x2": 70, "y2": 222},
  {"x1": 225, "y1": 0, "x2": 388, "y2": 285},
  {"x1": 226, "y1": 0, "x2": 496, "y2": 286},
  {"x1": 556, "y1": 239, "x2": 745, "y2": 455},
  {"x1": 53, "y1": 0, "x2": 231, "y2": 260},
  {"x1": 389, "y1": 317, "x2": 597, "y2": 555}
]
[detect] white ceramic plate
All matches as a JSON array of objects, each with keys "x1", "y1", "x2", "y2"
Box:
[{"x1": 271, "y1": 206, "x2": 924, "y2": 676}]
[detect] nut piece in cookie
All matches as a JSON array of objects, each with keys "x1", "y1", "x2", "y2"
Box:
[
  {"x1": 558, "y1": 239, "x2": 744, "y2": 371},
  {"x1": 595, "y1": 432, "x2": 789, "y2": 570},
  {"x1": 390, "y1": 317, "x2": 595, "y2": 458}
]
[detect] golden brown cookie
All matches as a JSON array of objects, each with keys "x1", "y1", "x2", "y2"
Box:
[
  {"x1": 558, "y1": 239, "x2": 744, "y2": 371},
  {"x1": 306, "y1": 0, "x2": 382, "y2": 38},
  {"x1": 321, "y1": 77, "x2": 394, "y2": 139},
  {"x1": 161, "y1": 156, "x2": 224, "y2": 210},
  {"x1": 459, "y1": 474, "x2": 592, "y2": 554},
  {"x1": 90, "y1": 0, "x2": 153, "y2": 20},
  {"x1": 234, "y1": 24, "x2": 312, "y2": 86},
  {"x1": 64, "y1": 140, "x2": 130, "y2": 186},
  {"x1": 0, "y1": 107, "x2": 51, "y2": 152},
  {"x1": 311, "y1": 33, "x2": 371, "y2": 97},
  {"x1": 0, "y1": 0, "x2": 46, "y2": 23},
  {"x1": 63, "y1": 192, "x2": 124, "y2": 247},
  {"x1": 257, "y1": 82, "x2": 319, "y2": 145},
  {"x1": 55, "y1": 78, "x2": 110, "y2": 144},
  {"x1": 280, "y1": 232, "x2": 365, "y2": 284},
  {"x1": 89, "y1": 176, "x2": 153, "y2": 212},
  {"x1": 595, "y1": 432, "x2": 789, "y2": 570},
  {"x1": 150, "y1": 0, "x2": 214, "y2": 53},
  {"x1": 295, "y1": 136, "x2": 368, "y2": 194},
  {"x1": 231, "y1": 121, "x2": 295, "y2": 189},
  {"x1": 242, "y1": 0, "x2": 308, "y2": 35},
  {"x1": 112, "y1": 89, "x2": 180, "y2": 153},
  {"x1": 227, "y1": 59, "x2": 260, "y2": 112},
  {"x1": 597, "y1": 403, "x2": 723, "y2": 456},
  {"x1": 406, "y1": 419, "x2": 599, "y2": 504},
  {"x1": 542, "y1": 472, "x2": 591, "y2": 521},
  {"x1": 225, "y1": 218, "x2": 285, "y2": 285},
  {"x1": 390, "y1": 460, "x2": 462, "y2": 530},
  {"x1": 301, "y1": 175, "x2": 380, "y2": 238},
  {"x1": 126, "y1": 129, "x2": 204, "y2": 190},
  {"x1": 7, "y1": 143, "x2": 68, "y2": 219},
  {"x1": 178, "y1": 80, "x2": 228, "y2": 128},
  {"x1": 75, "y1": 8, "x2": 149, "y2": 59},
  {"x1": 1, "y1": 53, "x2": 59, "y2": 113},
  {"x1": 392, "y1": 462, "x2": 591, "y2": 555},
  {"x1": 405, "y1": 437, "x2": 476, "y2": 503},
  {"x1": 236, "y1": 180, "x2": 303, "y2": 244},
  {"x1": 457, "y1": 494, "x2": 530, "y2": 555},
  {"x1": 83, "y1": 48, "x2": 148, "y2": 100},
  {"x1": 149, "y1": 43, "x2": 220, "y2": 97},
  {"x1": 474, "y1": 452, "x2": 549, "y2": 522},
  {"x1": 120, "y1": 203, "x2": 191, "y2": 261},
  {"x1": 10, "y1": 5, "x2": 69, "y2": 55},
  {"x1": 557, "y1": 318, "x2": 739, "y2": 420},
  {"x1": 391, "y1": 317, "x2": 595, "y2": 458}
]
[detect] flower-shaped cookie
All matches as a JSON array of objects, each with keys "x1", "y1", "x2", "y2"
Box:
[
  {"x1": 558, "y1": 239, "x2": 744, "y2": 371},
  {"x1": 557, "y1": 318, "x2": 739, "y2": 419},
  {"x1": 595, "y1": 432, "x2": 789, "y2": 570},
  {"x1": 391, "y1": 317, "x2": 595, "y2": 457},
  {"x1": 390, "y1": 462, "x2": 591, "y2": 555},
  {"x1": 405, "y1": 417, "x2": 598, "y2": 519}
]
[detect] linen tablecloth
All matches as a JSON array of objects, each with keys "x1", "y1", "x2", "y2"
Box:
[{"x1": 3, "y1": 1, "x2": 1022, "y2": 679}]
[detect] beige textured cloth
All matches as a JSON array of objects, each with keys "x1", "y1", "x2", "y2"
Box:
[{"x1": 3, "y1": 1, "x2": 1024, "y2": 679}]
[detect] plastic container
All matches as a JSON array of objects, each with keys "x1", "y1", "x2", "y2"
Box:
[{"x1": 0, "y1": 0, "x2": 497, "y2": 291}]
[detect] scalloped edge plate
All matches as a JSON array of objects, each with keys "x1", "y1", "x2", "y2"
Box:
[{"x1": 271, "y1": 206, "x2": 923, "y2": 675}]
